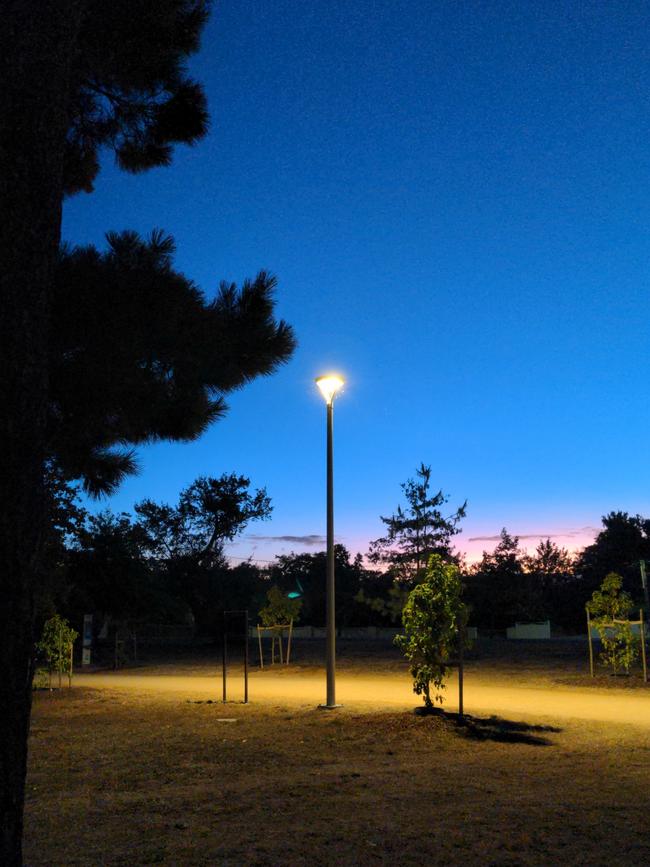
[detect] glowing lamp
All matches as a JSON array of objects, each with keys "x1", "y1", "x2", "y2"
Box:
[{"x1": 315, "y1": 374, "x2": 345, "y2": 404}]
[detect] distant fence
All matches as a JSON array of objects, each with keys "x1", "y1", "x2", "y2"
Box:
[
  {"x1": 101, "y1": 623, "x2": 485, "y2": 643},
  {"x1": 96, "y1": 622, "x2": 486, "y2": 646},
  {"x1": 589, "y1": 622, "x2": 648, "y2": 640},
  {"x1": 506, "y1": 621, "x2": 551, "y2": 640},
  {"x1": 248, "y1": 625, "x2": 478, "y2": 641},
  {"x1": 128, "y1": 623, "x2": 195, "y2": 643},
  {"x1": 249, "y1": 625, "x2": 401, "y2": 640}
]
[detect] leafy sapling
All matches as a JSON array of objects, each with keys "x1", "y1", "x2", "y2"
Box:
[
  {"x1": 587, "y1": 573, "x2": 638, "y2": 675},
  {"x1": 395, "y1": 554, "x2": 467, "y2": 708},
  {"x1": 258, "y1": 586, "x2": 302, "y2": 627},
  {"x1": 37, "y1": 615, "x2": 78, "y2": 688}
]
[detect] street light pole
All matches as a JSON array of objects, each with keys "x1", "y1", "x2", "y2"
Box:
[
  {"x1": 316, "y1": 374, "x2": 344, "y2": 709},
  {"x1": 325, "y1": 397, "x2": 336, "y2": 707}
]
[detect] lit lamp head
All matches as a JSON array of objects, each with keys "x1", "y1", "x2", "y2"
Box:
[{"x1": 315, "y1": 374, "x2": 345, "y2": 405}]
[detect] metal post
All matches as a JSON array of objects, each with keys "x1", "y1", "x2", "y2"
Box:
[
  {"x1": 458, "y1": 626, "x2": 464, "y2": 719},
  {"x1": 640, "y1": 561, "x2": 650, "y2": 641},
  {"x1": 287, "y1": 619, "x2": 293, "y2": 665},
  {"x1": 587, "y1": 608, "x2": 594, "y2": 677},
  {"x1": 244, "y1": 610, "x2": 249, "y2": 703},
  {"x1": 257, "y1": 625, "x2": 264, "y2": 668},
  {"x1": 324, "y1": 399, "x2": 338, "y2": 708},
  {"x1": 640, "y1": 608, "x2": 647, "y2": 684},
  {"x1": 222, "y1": 612, "x2": 227, "y2": 703},
  {"x1": 58, "y1": 622, "x2": 62, "y2": 689}
]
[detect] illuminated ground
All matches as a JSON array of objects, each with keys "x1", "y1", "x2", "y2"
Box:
[
  {"x1": 25, "y1": 641, "x2": 650, "y2": 864},
  {"x1": 68, "y1": 636, "x2": 650, "y2": 729},
  {"x1": 72, "y1": 665, "x2": 650, "y2": 729}
]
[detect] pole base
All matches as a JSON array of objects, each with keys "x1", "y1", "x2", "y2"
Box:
[{"x1": 318, "y1": 703, "x2": 343, "y2": 710}]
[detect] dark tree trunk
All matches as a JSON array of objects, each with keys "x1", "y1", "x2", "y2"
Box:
[{"x1": 0, "y1": 3, "x2": 81, "y2": 863}]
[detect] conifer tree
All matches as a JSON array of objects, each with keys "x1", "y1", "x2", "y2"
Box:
[
  {"x1": 368, "y1": 464, "x2": 467, "y2": 585},
  {"x1": 50, "y1": 231, "x2": 295, "y2": 494},
  {"x1": 62, "y1": 0, "x2": 210, "y2": 195},
  {"x1": 0, "y1": 5, "x2": 249, "y2": 860}
]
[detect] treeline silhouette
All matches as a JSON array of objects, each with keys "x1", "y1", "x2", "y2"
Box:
[{"x1": 43, "y1": 466, "x2": 650, "y2": 639}]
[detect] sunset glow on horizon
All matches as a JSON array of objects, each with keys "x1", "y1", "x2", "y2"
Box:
[{"x1": 221, "y1": 524, "x2": 601, "y2": 570}]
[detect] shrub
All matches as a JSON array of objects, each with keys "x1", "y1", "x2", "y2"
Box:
[
  {"x1": 587, "y1": 573, "x2": 638, "y2": 674},
  {"x1": 395, "y1": 554, "x2": 466, "y2": 707},
  {"x1": 37, "y1": 614, "x2": 78, "y2": 687},
  {"x1": 258, "y1": 586, "x2": 302, "y2": 626}
]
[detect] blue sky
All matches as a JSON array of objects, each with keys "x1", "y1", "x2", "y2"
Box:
[{"x1": 63, "y1": 0, "x2": 650, "y2": 563}]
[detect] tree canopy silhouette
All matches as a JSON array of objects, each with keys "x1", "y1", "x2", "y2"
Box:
[
  {"x1": 368, "y1": 464, "x2": 467, "y2": 585},
  {"x1": 134, "y1": 473, "x2": 273, "y2": 630},
  {"x1": 1, "y1": 3, "x2": 235, "y2": 861},
  {"x1": 136, "y1": 474, "x2": 273, "y2": 562},
  {"x1": 577, "y1": 512, "x2": 650, "y2": 595},
  {"x1": 64, "y1": 0, "x2": 210, "y2": 194},
  {"x1": 469, "y1": 529, "x2": 528, "y2": 631},
  {"x1": 50, "y1": 230, "x2": 295, "y2": 495}
]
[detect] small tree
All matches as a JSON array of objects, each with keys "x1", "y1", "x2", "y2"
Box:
[
  {"x1": 587, "y1": 573, "x2": 638, "y2": 674},
  {"x1": 395, "y1": 554, "x2": 466, "y2": 708},
  {"x1": 258, "y1": 586, "x2": 302, "y2": 626},
  {"x1": 37, "y1": 615, "x2": 78, "y2": 688}
]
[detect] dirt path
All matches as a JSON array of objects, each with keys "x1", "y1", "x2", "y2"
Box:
[{"x1": 74, "y1": 668, "x2": 650, "y2": 728}]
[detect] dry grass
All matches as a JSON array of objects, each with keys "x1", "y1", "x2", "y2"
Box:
[{"x1": 25, "y1": 658, "x2": 650, "y2": 866}]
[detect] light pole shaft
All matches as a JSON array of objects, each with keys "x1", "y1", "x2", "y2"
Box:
[{"x1": 326, "y1": 400, "x2": 336, "y2": 707}]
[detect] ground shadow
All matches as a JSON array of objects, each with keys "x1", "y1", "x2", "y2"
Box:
[{"x1": 414, "y1": 706, "x2": 562, "y2": 746}]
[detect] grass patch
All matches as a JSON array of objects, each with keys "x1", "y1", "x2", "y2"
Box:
[{"x1": 25, "y1": 678, "x2": 650, "y2": 865}]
